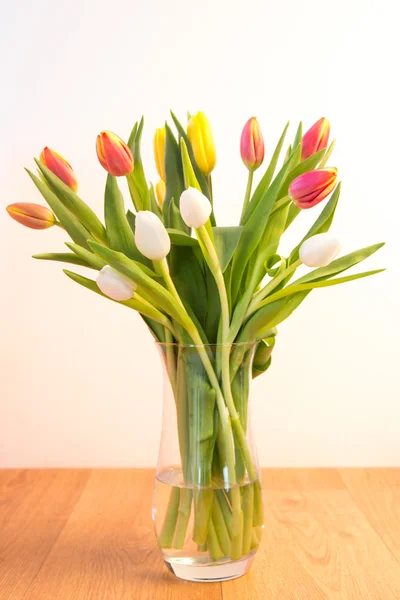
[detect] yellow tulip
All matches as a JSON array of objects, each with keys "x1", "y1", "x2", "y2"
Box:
[
  {"x1": 154, "y1": 127, "x2": 166, "y2": 181},
  {"x1": 155, "y1": 180, "x2": 166, "y2": 206},
  {"x1": 187, "y1": 112, "x2": 216, "y2": 175}
]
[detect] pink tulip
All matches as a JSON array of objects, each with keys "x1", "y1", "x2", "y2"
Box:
[
  {"x1": 96, "y1": 131, "x2": 134, "y2": 176},
  {"x1": 289, "y1": 168, "x2": 338, "y2": 209},
  {"x1": 301, "y1": 118, "x2": 330, "y2": 161},
  {"x1": 240, "y1": 117, "x2": 265, "y2": 171},
  {"x1": 40, "y1": 147, "x2": 78, "y2": 191}
]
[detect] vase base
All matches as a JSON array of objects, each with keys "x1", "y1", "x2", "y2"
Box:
[{"x1": 164, "y1": 551, "x2": 256, "y2": 582}]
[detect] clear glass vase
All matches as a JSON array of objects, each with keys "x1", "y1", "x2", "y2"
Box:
[{"x1": 152, "y1": 342, "x2": 264, "y2": 582}]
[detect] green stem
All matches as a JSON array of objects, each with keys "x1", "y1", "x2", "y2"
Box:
[
  {"x1": 208, "y1": 519, "x2": 224, "y2": 560},
  {"x1": 230, "y1": 487, "x2": 244, "y2": 560},
  {"x1": 173, "y1": 488, "x2": 193, "y2": 549},
  {"x1": 212, "y1": 493, "x2": 231, "y2": 556},
  {"x1": 240, "y1": 170, "x2": 254, "y2": 223},
  {"x1": 158, "y1": 486, "x2": 181, "y2": 548},
  {"x1": 164, "y1": 329, "x2": 176, "y2": 385},
  {"x1": 158, "y1": 258, "x2": 185, "y2": 309},
  {"x1": 242, "y1": 483, "x2": 254, "y2": 555}
]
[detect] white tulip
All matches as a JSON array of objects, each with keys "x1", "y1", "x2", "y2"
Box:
[
  {"x1": 135, "y1": 211, "x2": 171, "y2": 261},
  {"x1": 299, "y1": 233, "x2": 341, "y2": 268},
  {"x1": 180, "y1": 187, "x2": 212, "y2": 228},
  {"x1": 96, "y1": 265, "x2": 136, "y2": 301}
]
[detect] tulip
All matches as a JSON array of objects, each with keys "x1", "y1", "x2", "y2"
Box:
[
  {"x1": 153, "y1": 127, "x2": 166, "y2": 181},
  {"x1": 96, "y1": 131, "x2": 134, "y2": 176},
  {"x1": 135, "y1": 211, "x2": 171, "y2": 261},
  {"x1": 180, "y1": 187, "x2": 212, "y2": 228},
  {"x1": 6, "y1": 203, "x2": 56, "y2": 230},
  {"x1": 96, "y1": 265, "x2": 136, "y2": 301},
  {"x1": 187, "y1": 112, "x2": 216, "y2": 175},
  {"x1": 289, "y1": 168, "x2": 338, "y2": 209},
  {"x1": 155, "y1": 180, "x2": 166, "y2": 207},
  {"x1": 39, "y1": 147, "x2": 78, "y2": 191},
  {"x1": 301, "y1": 118, "x2": 330, "y2": 161},
  {"x1": 299, "y1": 233, "x2": 341, "y2": 267},
  {"x1": 240, "y1": 117, "x2": 265, "y2": 171}
]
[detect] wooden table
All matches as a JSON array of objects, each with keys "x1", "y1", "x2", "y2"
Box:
[{"x1": 1, "y1": 469, "x2": 400, "y2": 599}]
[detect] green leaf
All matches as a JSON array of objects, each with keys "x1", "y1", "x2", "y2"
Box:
[
  {"x1": 180, "y1": 138, "x2": 201, "y2": 190},
  {"x1": 293, "y1": 242, "x2": 385, "y2": 286},
  {"x1": 288, "y1": 182, "x2": 342, "y2": 266},
  {"x1": 231, "y1": 148, "x2": 299, "y2": 301},
  {"x1": 32, "y1": 252, "x2": 91, "y2": 268},
  {"x1": 212, "y1": 226, "x2": 243, "y2": 272},
  {"x1": 168, "y1": 245, "x2": 209, "y2": 337},
  {"x1": 126, "y1": 209, "x2": 136, "y2": 233},
  {"x1": 252, "y1": 336, "x2": 276, "y2": 378},
  {"x1": 292, "y1": 121, "x2": 303, "y2": 155},
  {"x1": 65, "y1": 242, "x2": 106, "y2": 270},
  {"x1": 167, "y1": 229, "x2": 199, "y2": 246},
  {"x1": 104, "y1": 175, "x2": 138, "y2": 260},
  {"x1": 319, "y1": 139, "x2": 336, "y2": 168},
  {"x1": 285, "y1": 203, "x2": 300, "y2": 229},
  {"x1": 265, "y1": 254, "x2": 287, "y2": 278},
  {"x1": 34, "y1": 160, "x2": 107, "y2": 244},
  {"x1": 242, "y1": 121, "x2": 290, "y2": 225},
  {"x1": 127, "y1": 121, "x2": 139, "y2": 152},
  {"x1": 284, "y1": 144, "x2": 292, "y2": 163},
  {"x1": 257, "y1": 269, "x2": 385, "y2": 316},
  {"x1": 149, "y1": 184, "x2": 163, "y2": 218},
  {"x1": 164, "y1": 124, "x2": 186, "y2": 229},
  {"x1": 126, "y1": 117, "x2": 150, "y2": 211},
  {"x1": 26, "y1": 169, "x2": 92, "y2": 249}
]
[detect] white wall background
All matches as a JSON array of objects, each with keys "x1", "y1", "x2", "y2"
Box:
[{"x1": 1, "y1": 0, "x2": 399, "y2": 468}]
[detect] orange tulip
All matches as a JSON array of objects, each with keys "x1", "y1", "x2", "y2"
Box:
[
  {"x1": 301, "y1": 118, "x2": 330, "y2": 161},
  {"x1": 40, "y1": 147, "x2": 78, "y2": 191},
  {"x1": 6, "y1": 203, "x2": 56, "y2": 229},
  {"x1": 96, "y1": 131, "x2": 134, "y2": 176},
  {"x1": 289, "y1": 168, "x2": 338, "y2": 209}
]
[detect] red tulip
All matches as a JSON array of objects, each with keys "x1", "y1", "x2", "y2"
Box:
[
  {"x1": 301, "y1": 118, "x2": 330, "y2": 161},
  {"x1": 40, "y1": 147, "x2": 78, "y2": 191},
  {"x1": 240, "y1": 117, "x2": 265, "y2": 171},
  {"x1": 289, "y1": 168, "x2": 338, "y2": 209},
  {"x1": 6, "y1": 203, "x2": 56, "y2": 229},
  {"x1": 96, "y1": 131, "x2": 134, "y2": 176}
]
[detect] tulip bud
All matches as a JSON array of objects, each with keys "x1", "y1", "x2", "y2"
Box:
[
  {"x1": 301, "y1": 118, "x2": 330, "y2": 161},
  {"x1": 289, "y1": 168, "x2": 338, "y2": 209},
  {"x1": 153, "y1": 127, "x2": 166, "y2": 181},
  {"x1": 240, "y1": 117, "x2": 265, "y2": 171},
  {"x1": 96, "y1": 265, "x2": 136, "y2": 301},
  {"x1": 39, "y1": 147, "x2": 78, "y2": 192},
  {"x1": 299, "y1": 233, "x2": 341, "y2": 267},
  {"x1": 187, "y1": 112, "x2": 216, "y2": 175},
  {"x1": 6, "y1": 203, "x2": 56, "y2": 230},
  {"x1": 135, "y1": 211, "x2": 171, "y2": 261},
  {"x1": 96, "y1": 131, "x2": 134, "y2": 176},
  {"x1": 155, "y1": 180, "x2": 166, "y2": 207},
  {"x1": 180, "y1": 187, "x2": 212, "y2": 228}
]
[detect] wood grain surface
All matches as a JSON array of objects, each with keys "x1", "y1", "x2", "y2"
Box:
[{"x1": 1, "y1": 469, "x2": 399, "y2": 599}]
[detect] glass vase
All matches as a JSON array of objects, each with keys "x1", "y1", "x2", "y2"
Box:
[{"x1": 152, "y1": 342, "x2": 264, "y2": 582}]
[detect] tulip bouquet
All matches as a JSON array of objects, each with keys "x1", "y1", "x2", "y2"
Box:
[{"x1": 7, "y1": 113, "x2": 384, "y2": 570}]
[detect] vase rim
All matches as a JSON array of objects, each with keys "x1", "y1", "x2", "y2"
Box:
[{"x1": 155, "y1": 340, "x2": 258, "y2": 349}]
